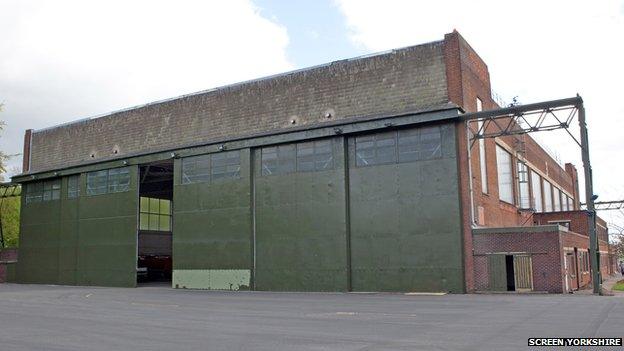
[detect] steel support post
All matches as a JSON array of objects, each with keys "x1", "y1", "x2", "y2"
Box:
[{"x1": 578, "y1": 101, "x2": 600, "y2": 294}]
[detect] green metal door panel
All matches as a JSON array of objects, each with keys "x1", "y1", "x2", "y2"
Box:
[
  {"x1": 348, "y1": 124, "x2": 464, "y2": 293},
  {"x1": 18, "y1": 169, "x2": 137, "y2": 287},
  {"x1": 58, "y1": 185, "x2": 79, "y2": 285},
  {"x1": 74, "y1": 165, "x2": 138, "y2": 287},
  {"x1": 16, "y1": 198, "x2": 62, "y2": 284},
  {"x1": 253, "y1": 138, "x2": 349, "y2": 292},
  {"x1": 488, "y1": 254, "x2": 507, "y2": 291},
  {"x1": 172, "y1": 151, "x2": 252, "y2": 289}
]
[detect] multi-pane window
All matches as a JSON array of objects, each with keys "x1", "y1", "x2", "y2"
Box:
[
  {"x1": 356, "y1": 132, "x2": 396, "y2": 166},
  {"x1": 86, "y1": 167, "x2": 130, "y2": 196},
  {"x1": 566, "y1": 195, "x2": 572, "y2": 211},
  {"x1": 296, "y1": 140, "x2": 334, "y2": 172},
  {"x1": 182, "y1": 150, "x2": 241, "y2": 184},
  {"x1": 261, "y1": 139, "x2": 335, "y2": 176},
  {"x1": 25, "y1": 179, "x2": 61, "y2": 204},
  {"x1": 553, "y1": 187, "x2": 562, "y2": 211},
  {"x1": 517, "y1": 162, "x2": 530, "y2": 209},
  {"x1": 398, "y1": 126, "x2": 442, "y2": 162},
  {"x1": 108, "y1": 168, "x2": 131, "y2": 193},
  {"x1": 43, "y1": 180, "x2": 61, "y2": 201},
  {"x1": 211, "y1": 151, "x2": 242, "y2": 181},
  {"x1": 139, "y1": 197, "x2": 172, "y2": 231},
  {"x1": 67, "y1": 175, "x2": 80, "y2": 199},
  {"x1": 261, "y1": 144, "x2": 296, "y2": 176},
  {"x1": 496, "y1": 145, "x2": 513, "y2": 204},
  {"x1": 543, "y1": 179, "x2": 553, "y2": 212},
  {"x1": 531, "y1": 170, "x2": 543, "y2": 212},
  {"x1": 355, "y1": 126, "x2": 442, "y2": 167}
]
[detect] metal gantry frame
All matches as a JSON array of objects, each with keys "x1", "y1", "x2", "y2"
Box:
[
  {"x1": 582, "y1": 200, "x2": 624, "y2": 211},
  {"x1": 0, "y1": 183, "x2": 21, "y2": 248},
  {"x1": 459, "y1": 95, "x2": 602, "y2": 294}
]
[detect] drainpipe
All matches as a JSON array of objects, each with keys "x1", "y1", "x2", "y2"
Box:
[{"x1": 466, "y1": 120, "x2": 476, "y2": 225}]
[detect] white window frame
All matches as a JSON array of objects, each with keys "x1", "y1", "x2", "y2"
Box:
[{"x1": 496, "y1": 145, "x2": 514, "y2": 204}]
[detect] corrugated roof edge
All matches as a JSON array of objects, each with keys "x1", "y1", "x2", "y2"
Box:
[{"x1": 33, "y1": 38, "x2": 445, "y2": 134}]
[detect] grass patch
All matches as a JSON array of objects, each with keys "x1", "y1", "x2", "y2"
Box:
[{"x1": 613, "y1": 280, "x2": 624, "y2": 291}]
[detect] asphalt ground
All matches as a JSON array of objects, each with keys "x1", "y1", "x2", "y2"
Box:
[{"x1": 0, "y1": 283, "x2": 622, "y2": 351}]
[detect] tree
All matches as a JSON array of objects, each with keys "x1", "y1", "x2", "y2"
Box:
[
  {"x1": 613, "y1": 238, "x2": 624, "y2": 260},
  {"x1": 0, "y1": 104, "x2": 21, "y2": 248},
  {"x1": 0, "y1": 103, "x2": 10, "y2": 173},
  {"x1": 1, "y1": 195, "x2": 20, "y2": 247}
]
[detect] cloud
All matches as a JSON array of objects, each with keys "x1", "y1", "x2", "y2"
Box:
[
  {"x1": 335, "y1": 0, "x2": 624, "y2": 229},
  {"x1": 0, "y1": 0, "x2": 292, "y2": 176}
]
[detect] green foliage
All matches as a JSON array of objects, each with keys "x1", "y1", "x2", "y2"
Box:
[
  {"x1": 613, "y1": 280, "x2": 624, "y2": 292},
  {"x1": 1, "y1": 196, "x2": 20, "y2": 247},
  {"x1": 613, "y1": 239, "x2": 624, "y2": 259}
]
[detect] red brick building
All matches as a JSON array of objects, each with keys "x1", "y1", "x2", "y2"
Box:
[{"x1": 444, "y1": 31, "x2": 616, "y2": 293}]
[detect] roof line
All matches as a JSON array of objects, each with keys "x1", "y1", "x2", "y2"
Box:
[{"x1": 33, "y1": 39, "x2": 445, "y2": 134}]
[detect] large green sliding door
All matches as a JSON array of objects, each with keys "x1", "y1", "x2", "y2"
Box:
[
  {"x1": 348, "y1": 124, "x2": 464, "y2": 293},
  {"x1": 18, "y1": 166, "x2": 139, "y2": 287},
  {"x1": 253, "y1": 137, "x2": 348, "y2": 291},
  {"x1": 17, "y1": 180, "x2": 62, "y2": 284},
  {"x1": 76, "y1": 166, "x2": 138, "y2": 287},
  {"x1": 172, "y1": 150, "x2": 252, "y2": 290}
]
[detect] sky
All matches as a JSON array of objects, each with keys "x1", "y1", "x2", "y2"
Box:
[{"x1": 1, "y1": 0, "x2": 623, "y2": 232}]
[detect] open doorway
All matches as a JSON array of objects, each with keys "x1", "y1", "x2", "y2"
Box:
[
  {"x1": 505, "y1": 255, "x2": 516, "y2": 291},
  {"x1": 137, "y1": 160, "x2": 173, "y2": 285}
]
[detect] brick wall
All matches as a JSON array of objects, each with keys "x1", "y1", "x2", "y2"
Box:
[
  {"x1": 472, "y1": 226, "x2": 564, "y2": 293},
  {"x1": 0, "y1": 248, "x2": 18, "y2": 283},
  {"x1": 27, "y1": 41, "x2": 450, "y2": 173},
  {"x1": 441, "y1": 31, "x2": 577, "y2": 230},
  {"x1": 534, "y1": 211, "x2": 609, "y2": 243}
]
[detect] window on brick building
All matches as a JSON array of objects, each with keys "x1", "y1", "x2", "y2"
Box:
[
  {"x1": 553, "y1": 187, "x2": 561, "y2": 211},
  {"x1": 496, "y1": 145, "x2": 513, "y2": 204},
  {"x1": 566, "y1": 195, "x2": 572, "y2": 211},
  {"x1": 530, "y1": 170, "x2": 543, "y2": 212},
  {"x1": 476, "y1": 98, "x2": 488, "y2": 194},
  {"x1": 543, "y1": 179, "x2": 553, "y2": 212},
  {"x1": 517, "y1": 162, "x2": 530, "y2": 209}
]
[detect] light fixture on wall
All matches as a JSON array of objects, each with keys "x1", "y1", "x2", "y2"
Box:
[
  {"x1": 218, "y1": 144, "x2": 227, "y2": 151},
  {"x1": 122, "y1": 161, "x2": 128, "y2": 165}
]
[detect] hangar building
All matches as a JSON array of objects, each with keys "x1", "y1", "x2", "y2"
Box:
[{"x1": 9, "y1": 31, "x2": 615, "y2": 293}]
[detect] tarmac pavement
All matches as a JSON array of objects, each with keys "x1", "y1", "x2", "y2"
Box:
[{"x1": 0, "y1": 283, "x2": 622, "y2": 351}]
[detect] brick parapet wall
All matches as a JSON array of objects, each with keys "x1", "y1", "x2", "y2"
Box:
[
  {"x1": 534, "y1": 211, "x2": 609, "y2": 243},
  {"x1": 27, "y1": 41, "x2": 450, "y2": 173}
]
